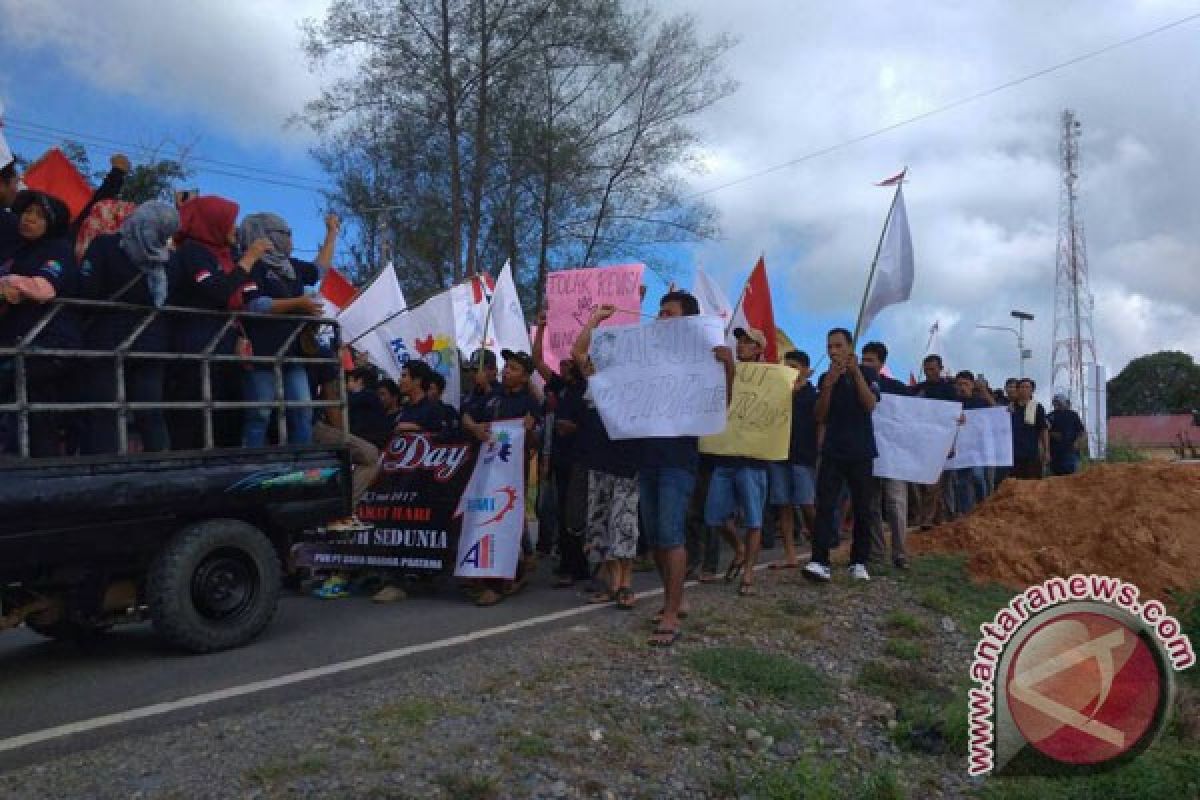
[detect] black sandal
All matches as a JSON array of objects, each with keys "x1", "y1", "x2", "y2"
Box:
[{"x1": 724, "y1": 556, "x2": 746, "y2": 583}]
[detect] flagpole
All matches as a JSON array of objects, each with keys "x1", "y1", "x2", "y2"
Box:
[
  {"x1": 853, "y1": 173, "x2": 906, "y2": 342},
  {"x1": 725, "y1": 282, "x2": 748, "y2": 337}
]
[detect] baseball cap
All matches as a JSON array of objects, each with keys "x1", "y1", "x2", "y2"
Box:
[
  {"x1": 501, "y1": 349, "x2": 535, "y2": 374},
  {"x1": 733, "y1": 327, "x2": 767, "y2": 348}
]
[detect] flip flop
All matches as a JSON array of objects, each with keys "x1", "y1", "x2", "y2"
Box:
[
  {"x1": 648, "y1": 628, "x2": 682, "y2": 647},
  {"x1": 615, "y1": 588, "x2": 637, "y2": 610},
  {"x1": 587, "y1": 590, "x2": 615, "y2": 604},
  {"x1": 737, "y1": 582, "x2": 757, "y2": 597},
  {"x1": 724, "y1": 557, "x2": 746, "y2": 583},
  {"x1": 696, "y1": 573, "x2": 720, "y2": 584},
  {"x1": 768, "y1": 562, "x2": 800, "y2": 570}
]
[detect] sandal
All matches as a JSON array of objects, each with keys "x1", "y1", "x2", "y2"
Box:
[
  {"x1": 697, "y1": 572, "x2": 720, "y2": 584},
  {"x1": 652, "y1": 609, "x2": 689, "y2": 624},
  {"x1": 737, "y1": 582, "x2": 757, "y2": 597},
  {"x1": 587, "y1": 590, "x2": 615, "y2": 604},
  {"x1": 724, "y1": 557, "x2": 746, "y2": 583},
  {"x1": 615, "y1": 587, "x2": 637, "y2": 610},
  {"x1": 648, "y1": 627, "x2": 682, "y2": 647}
]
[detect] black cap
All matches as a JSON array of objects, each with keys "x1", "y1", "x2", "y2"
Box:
[
  {"x1": 501, "y1": 349, "x2": 535, "y2": 374},
  {"x1": 468, "y1": 348, "x2": 497, "y2": 369}
]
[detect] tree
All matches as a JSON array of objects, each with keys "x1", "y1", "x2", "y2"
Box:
[
  {"x1": 1107, "y1": 351, "x2": 1200, "y2": 416},
  {"x1": 299, "y1": 0, "x2": 735, "y2": 298}
]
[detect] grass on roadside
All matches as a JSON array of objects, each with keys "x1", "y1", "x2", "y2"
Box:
[
  {"x1": 434, "y1": 772, "x2": 500, "y2": 800},
  {"x1": 684, "y1": 646, "x2": 832, "y2": 707},
  {"x1": 744, "y1": 758, "x2": 907, "y2": 800},
  {"x1": 244, "y1": 755, "x2": 329, "y2": 788}
]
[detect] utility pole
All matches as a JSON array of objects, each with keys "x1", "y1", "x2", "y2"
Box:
[{"x1": 1051, "y1": 110, "x2": 1098, "y2": 421}]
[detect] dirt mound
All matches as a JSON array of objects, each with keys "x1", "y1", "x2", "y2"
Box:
[{"x1": 909, "y1": 462, "x2": 1200, "y2": 600}]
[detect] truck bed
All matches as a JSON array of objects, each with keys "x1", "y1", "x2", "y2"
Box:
[{"x1": 0, "y1": 447, "x2": 351, "y2": 581}]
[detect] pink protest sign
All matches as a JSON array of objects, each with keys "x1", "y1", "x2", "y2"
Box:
[{"x1": 544, "y1": 264, "x2": 645, "y2": 366}]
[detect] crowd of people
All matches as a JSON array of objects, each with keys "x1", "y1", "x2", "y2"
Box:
[{"x1": 1, "y1": 151, "x2": 1091, "y2": 648}]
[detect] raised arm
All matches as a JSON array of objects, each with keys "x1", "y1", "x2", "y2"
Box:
[
  {"x1": 315, "y1": 214, "x2": 339, "y2": 270},
  {"x1": 532, "y1": 309, "x2": 556, "y2": 383},
  {"x1": 572, "y1": 304, "x2": 615, "y2": 368}
]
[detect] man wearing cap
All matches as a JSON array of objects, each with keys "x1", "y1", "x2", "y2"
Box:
[
  {"x1": 706, "y1": 326, "x2": 772, "y2": 596},
  {"x1": 766, "y1": 349, "x2": 818, "y2": 570},
  {"x1": 1047, "y1": 393, "x2": 1086, "y2": 476},
  {"x1": 461, "y1": 349, "x2": 544, "y2": 606},
  {"x1": 462, "y1": 348, "x2": 500, "y2": 422}
]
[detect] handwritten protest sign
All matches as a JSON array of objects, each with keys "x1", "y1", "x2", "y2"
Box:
[
  {"x1": 700, "y1": 362, "x2": 797, "y2": 460},
  {"x1": 946, "y1": 406, "x2": 1013, "y2": 468},
  {"x1": 587, "y1": 315, "x2": 727, "y2": 439},
  {"x1": 872, "y1": 394, "x2": 962, "y2": 483},
  {"x1": 544, "y1": 264, "x2": 644, "y2": 366}
]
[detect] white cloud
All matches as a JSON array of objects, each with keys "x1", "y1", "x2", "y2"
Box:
[{"x1": 0, "y1": 0, "x2": 331, "y2": 149}]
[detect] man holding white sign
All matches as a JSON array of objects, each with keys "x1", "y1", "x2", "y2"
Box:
[{"x1": 583, "y1": 291, "x2": 733, "y2": 647}]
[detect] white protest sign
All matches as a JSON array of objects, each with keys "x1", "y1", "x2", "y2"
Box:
[
  {"x1": 872, "y1": 394, "x2": 962, "y2": 484},
  {"x1": 586, "y1": 315, "x2": 727, "y2": 439},
  {"x1": 946, "y1": 406, "x2": 1013, "y2": 468},
  {"x1": 454, "y1": 419, "x2": 526, "y2": 579}
]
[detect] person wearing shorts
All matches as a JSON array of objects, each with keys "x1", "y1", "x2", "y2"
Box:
[{"x1": 766, "y1": 349, "x2": 818, "y2": 570}]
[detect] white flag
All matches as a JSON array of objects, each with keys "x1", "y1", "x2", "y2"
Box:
[
  {"x1": 0, "y1": 102, "x2": 12, "y2": 169},
  {"x1": 337, "y1": 263, "x2": 407, "y2": 343},
  {"x1": 454, "y1": 419, "x2": 526, "y2": 579},
  {"x1": 693, "y1": 267, "x2": 741, "y2": 348},
  {"x1": 450, "y1": 273, "x2": 496, "y2": 357},
  {"x1": 371, "y1": 289, "x2": 461, "y2": 406},
  {"x1": 488, "y1": 261, "x2": 531, "y2": 359},
  {"x1": 860, "y1": 185, "x2": 914, "y2": 335}
]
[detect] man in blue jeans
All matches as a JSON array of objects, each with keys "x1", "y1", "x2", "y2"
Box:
[
  {"x1": 952, "y1": 370, "x2": 994, "y2": 515},
  {"x1": 706, "y1": 326, "x2": 771, "y2": 596},
  {"x1": 803, "y1": 327, "x2": 880, "y2": 583},
  {"x1": 576, "y1": 291, "x2": 733, "y2": 646}
]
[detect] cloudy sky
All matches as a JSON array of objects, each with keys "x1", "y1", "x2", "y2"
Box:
[{"x1": 2, "y1": 0, "x2": 1197, "y2": 402}]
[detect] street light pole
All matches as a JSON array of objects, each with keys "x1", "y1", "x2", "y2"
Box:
[
  {"x1": 975, "y1": 324, "x2": 1021, "y2": 378},
  {"x1": 1011, "y1": 310, "x2": 1034, "y2": 378}
]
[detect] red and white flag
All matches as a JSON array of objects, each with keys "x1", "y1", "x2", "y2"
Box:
[
  {"x1": 730, "y1": 257, "x2": 778, "y2": 363},
  {"x1": 451, "y1": 271, "x2": 497, "y2": 356},
  {"x1": 23, "y1": 148, "x2": 93, "y2": 221},
  {"x1": 318, "y1": 266, "x2": 357, "y2": 316},
  {"x1": 876, "y1": 167, "x2": 907, "y2": 186}
]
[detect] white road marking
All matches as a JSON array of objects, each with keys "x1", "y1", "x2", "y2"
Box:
[{"x1": 0, "y1": 561, "x2": 784, "y2": 754}]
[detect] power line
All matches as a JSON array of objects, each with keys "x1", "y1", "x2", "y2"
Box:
[
  {"x1": 687, "y1": 10, "x2": 1200, "y2": 199},
  {"x1": 5, "y1": 116, "x2": 326, "y2": 187}
]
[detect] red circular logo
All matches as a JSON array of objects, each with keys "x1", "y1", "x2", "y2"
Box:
[{"x1": 1005, "y1": 611, "x2": 1163, "y2": 766}]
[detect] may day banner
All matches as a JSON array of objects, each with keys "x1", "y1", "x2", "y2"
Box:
[
  {"x1": 290, "y1": 432, "x2": 477, "y2": 573},
  {"x1": 454, "y1": 418, "x2": 526, "y2": 579},
  {"x1": 373, "y1": 289, "x2": 462, "y2": 408},
  {"x1": 700, "y1": 362, "x2": 797, "y2": 461},
  {"x1": 873, "y1": 394, "x2": 962, "y2": 483},
  {"x1": 544, "y1": 263, "x2": 644, "y2": 366},
  {"x1": 587, "y1": 315, "x2": 727, "y2": 439}
]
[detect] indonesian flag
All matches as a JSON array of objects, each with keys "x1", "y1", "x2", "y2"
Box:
[
  {"x1": 318, "y1": 266, "x2": 357, "y2": 315},
  {"x1": 450, "y1": 270, "x2": 497, "y2": 356},
  {"x1": 876, "y1": 167, "x2": 907, "y2": 186},
  {"x1": 23, "y1": 148, "x2": 93, "y2": 221},
  {"x1": 730, "y1": 257, "x2": 778, "y2": 363}
]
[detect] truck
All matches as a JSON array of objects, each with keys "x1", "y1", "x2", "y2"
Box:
[{"x1": 0, "y1": 298, "x2": 354, "y2": 652}]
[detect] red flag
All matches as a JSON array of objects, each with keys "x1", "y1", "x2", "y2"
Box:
[
  {"x1": 738, "y1": 257, "x2": 778, "y2": 363},
  {"x1": 908, "y1": 371, "x2": 917, "y2": 387},
  {"x1": 319, "y1": 267, "x2": 357, "y2": 311},
  {"x1": 23, "y1": 148, "x2": 93, "y2": 221},
  {"x1": 876, "y1": 168, "x2": 907, "y2": 187},
  {"x1": 470, "y1": 272, "x2": 495, "y2": 303}
]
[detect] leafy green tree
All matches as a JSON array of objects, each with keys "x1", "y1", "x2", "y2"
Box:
[{"x1": 1107, "y1": 351, "x2": 1200, "y2": 415}]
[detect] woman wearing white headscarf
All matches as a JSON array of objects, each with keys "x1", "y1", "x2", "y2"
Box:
[
  {"x1": 235, "y1": 212, "x2": 337, "y2": 447},
  {"x1": 79, "y1": 200, "x2": 180, "y2": 453}
]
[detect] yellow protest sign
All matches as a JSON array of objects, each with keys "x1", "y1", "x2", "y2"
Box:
[{"x1": 700, "y1": 362, "x2": 798, "y2": 461}]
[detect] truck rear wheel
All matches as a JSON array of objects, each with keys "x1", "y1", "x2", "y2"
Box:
[{"x1": 147, "y1": 519, "x2": 281, "y2": 653}]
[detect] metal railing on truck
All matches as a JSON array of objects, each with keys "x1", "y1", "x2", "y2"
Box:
[{"x1": 0, "y1": 297, "x2": 349, "y2": 457}]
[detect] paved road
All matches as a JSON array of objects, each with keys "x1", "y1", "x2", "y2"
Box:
[{"x1": 0, "y1": 562, "x2": 685, "y2": 770}]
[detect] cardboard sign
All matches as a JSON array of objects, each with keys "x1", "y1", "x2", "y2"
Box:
[
  {"x1": 544, "y1": 264, "x2": 644, "y2": 366},
  {"x1": 946, "y1": 406, "x2": 1014, "y2": 468},
  {"x1": 700, "y1": 362, "x2": 797, "y2": 461},
  {"x1": 872, "y1": 394, "x2": 962, "y2": 483}
]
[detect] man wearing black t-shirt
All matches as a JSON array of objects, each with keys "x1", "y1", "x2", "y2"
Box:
[
  {"x1": 952, "y1": 370, "x2": 995, "y2": 515},
  {"x1": 803, "y1": 328, "x2": 880, "y2": 583},
  {"x1": 766, "y1": 350, "x2": 818, "y2": 570},
  {"x1": 912, "y1": 353, "x2": 957, "y2": 525},
  {"x1": 393, "y1": 360, "x2": 442, "y2": 433},
  {"x1": 1047, "y1": 393, "x2": 1086, "y2": 475},
  {"x1": 1010, "y1": 378, "x2": 1049, "y2": 480},
  {"x1": 860, "y1": 341, "x2": 912, "y2": 568}
]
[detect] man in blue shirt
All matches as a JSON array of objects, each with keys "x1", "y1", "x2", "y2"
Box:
[{"x1": 803, "y1": 328, "x2": 880, "y2": 583}]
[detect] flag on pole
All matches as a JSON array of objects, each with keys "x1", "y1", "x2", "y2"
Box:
[
  {"x1": 693, "y1": 267, "x2": 733, "y2": 324},
  {"x1": 926, "y1": 320, "x2": 940, "y2": 356},
  {"x1": 488, "y1": 261, "x2": 532, "y2": 360},
  {"x1": 876, "y1": 169, "x2": 907, "y2": 186},
  {"x1": 451, "y1": 272, "x2": 496, "y2": 356},
  {"x1": 23, "y1": 148, "x2": 93, "y2": 221},
  {"x1": 318, "y1": 267, "x2": 357, "y2": 316},
  {"x1": 373, "y1": 289, "x2": 461, "y2": 405},
  {"x1": 730, "y1": 257, "x2": 778, "y2": 363},
  {"x1": 337, "y1": 262, "x2": 407, "y2": 343},
  {"x1": 0, "y1": 104, "x2": 12, "y2": 169},
  {"x1": 857, "y1": 182, "x2": 914, "y2": 338}
]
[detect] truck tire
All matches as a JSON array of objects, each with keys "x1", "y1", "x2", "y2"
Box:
[{"x1": 147, "y1": 519, "x2": 281, "y2": 653}]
